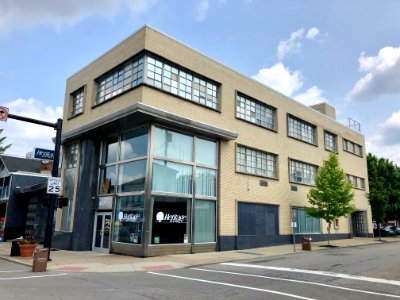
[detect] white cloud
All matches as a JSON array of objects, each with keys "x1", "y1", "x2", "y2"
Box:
[
  {"x1": 0, "y1": 98, "x2": 62, "y2": 157},
  {"x1": 294, "y1": 85, "x2": 327, "y2": 106},
  {"x1": 366, "y1": 110, "x2": 400, "y2": 164},
  {"x1": 347, "y1": 47, "x2": 400, "y2": 101},
  {"x1": 306, "y1": 27, "x2": 319, "y2": 40},
  {"x1": 277, "y1": 27, "x2": 321, "y2": 61},
  {"x1": 277, "y1": 29, "x2": 304, "y2": 61},
  {"x1": 194, "y1": 0, "x2": 227, "y2": 22},
  {"x1": 252, "y1": 63, "x2": 303, "y2": 96},
  {"x1": 0, "y1": 0, "x2": 157, "y2": 34},
  {"x1": 195, "y1": 0, "x2": 210, "y2": 21}
]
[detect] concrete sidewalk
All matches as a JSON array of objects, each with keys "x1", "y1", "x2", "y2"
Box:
[{"x1": 0, "y1": 237, "x2": 398, "y2": 273}]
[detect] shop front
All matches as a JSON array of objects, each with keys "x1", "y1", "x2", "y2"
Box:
[{"x1": 73, "y1": 123, "x2": 218, "y2": 256}]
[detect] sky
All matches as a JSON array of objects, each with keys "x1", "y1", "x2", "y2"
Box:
[{"x1": 1, "y1": 0, "x2": 400, "y2": 164}]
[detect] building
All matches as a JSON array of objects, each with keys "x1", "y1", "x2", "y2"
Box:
[
  {"x1": 55, "y1": 25, "x2": 372, "y2": 256},
  {"x1": 0, "y1": 155, "x2": 52, "y2": 241}
]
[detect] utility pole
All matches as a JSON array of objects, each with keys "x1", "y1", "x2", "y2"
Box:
[{"x1": 7, "y1": 113, "x2": 62, "y2": 260}]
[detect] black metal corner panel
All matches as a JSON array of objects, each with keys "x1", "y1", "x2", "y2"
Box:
[{"x1": 218, "y1": 236, "x2": 236, "y2": 251}]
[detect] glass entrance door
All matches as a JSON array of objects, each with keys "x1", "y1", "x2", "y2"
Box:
[{"x1": 93, "y1": 212, "x2": 112, "y2": 253}]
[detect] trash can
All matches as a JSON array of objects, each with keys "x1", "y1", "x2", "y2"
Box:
[
  {"x1": 301, "y1": 236, "x2": 312, "y2": 251},
  {"x1": 10, "y1": 239, "x2": 22, "y2": 256},
  {"x1": 32, "y1": 248, "x2": 49, "y2": 272}
]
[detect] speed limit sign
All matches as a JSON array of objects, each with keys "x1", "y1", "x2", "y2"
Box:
[{"x1": 47, "y1": 177, "x2": 62, "y2": 194}]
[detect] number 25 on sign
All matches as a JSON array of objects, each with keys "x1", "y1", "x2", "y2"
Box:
[{"x1": 47, "y1": 177, "x2": 62, "y2": 194}]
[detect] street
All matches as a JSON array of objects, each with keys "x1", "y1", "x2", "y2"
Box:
[{"x1": 1, "y1": 242, "x2": 399, "y2": 299}]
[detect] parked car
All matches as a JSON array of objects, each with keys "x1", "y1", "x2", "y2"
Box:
[
  {"x1": 389, "y1": 226, "x2": 400, "y2": 235},
  {"x1": 382, "y1": 226, "x2": 397, "y2": 236}
]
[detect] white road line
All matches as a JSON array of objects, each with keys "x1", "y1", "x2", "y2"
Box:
[
  {"x1": 0, "y1": 270, "x2": 25, "y2": 273},
  {"x1": 221, "y1": 263, "x2": 400, "y2": 287},
  {"x1": 192, "y1": 268, "x2": 400, "y2": 299},
  {"x1": 0, "y1": 273, "x2": 67, "y2": 281},
  {"x1": 148, "y1": 271, "x2": 315, "y2": 300}
]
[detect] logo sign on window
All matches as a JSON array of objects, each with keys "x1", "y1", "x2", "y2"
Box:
[
  {"x1": 155, "y1": 211, "x2": 187, "y2": 223},
  {"x1": 118, "y1": 211, "x2": 142, "y2": 222}
]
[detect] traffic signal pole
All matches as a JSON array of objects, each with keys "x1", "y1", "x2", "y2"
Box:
[{"x1": 7, "y1": 113, "x2": 62, "y2": 260}]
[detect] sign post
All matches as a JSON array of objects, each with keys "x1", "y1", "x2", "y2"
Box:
[{"x1": 4, "y1": 110, "x2": 62, "y2": 260}]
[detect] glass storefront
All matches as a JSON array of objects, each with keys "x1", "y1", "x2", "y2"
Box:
[
  {"x1": 151, "y1": 196, "x2": 191, "y2": 244},
  {"x1": 113, "y1": 195, "x2": 144, "y2": 244},
  {"x1": 98, "y1": 124, "x2": 218, "y2": 250}
]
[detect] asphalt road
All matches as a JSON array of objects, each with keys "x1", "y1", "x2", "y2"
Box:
[{"x1": 1, "y1": 242, "x2": 399, "y2": 299}]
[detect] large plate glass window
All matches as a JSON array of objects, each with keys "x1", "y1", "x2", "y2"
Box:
[
  {"x1": 152, "y1": 160, "x2": 192, "y2": 194},
  {"x1": 292, "y1": 207, "x2": 321, "y2": 234},
  {"x1": 113, "y1": 195, "x2": 144, "y2": 244},
  {"x1": 194, "y1": 200, "x2": 216, "y2": 243},
  {"x1": 154, "y1": 127, "x2": 193, "y2": 161},
  {"x1": 152, "y1": 196, "x2": 191, "y2": 244}
]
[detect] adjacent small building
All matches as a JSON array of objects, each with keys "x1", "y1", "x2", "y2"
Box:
[
  {"x1": 54, "y1": 25, "x2": 372, "y2": 256},
  {"x1": 0, "y1": 155, "x2": 52, "y2": 241}
]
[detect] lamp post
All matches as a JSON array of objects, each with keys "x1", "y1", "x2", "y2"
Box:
[{"x1": 7, "y1": 113, "x2": 62, "y2": 260}]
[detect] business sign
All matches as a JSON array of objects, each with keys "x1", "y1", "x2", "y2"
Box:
[
  {"x1": 47, "y1": 177, "x2": 62, "y2": 194},
  {"x1": 34, "y1": 148, "x2": 55, "y2": 160},
  {"x1": 155, "y1": 211, "x2": 187, "y2": 223}
]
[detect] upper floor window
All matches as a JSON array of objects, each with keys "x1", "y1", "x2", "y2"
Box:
[
  {"x1": 66, "y1": 142, "x2": 79, "y2": 168},
  {"x1": 98, "y1": 127, "x2": 149, "y2": 195},
  {"x1": 236, "y1": 145, "x2": 277, "y2": 178},
  {"x1": 346, "y1": 174, "x2": 365, "y2": 190},
  {"x1": 236, "y1": 93, "x2": 276, "y2": 130},
  {"x1": 289, "y1": 159, "x2": 318, "y2": 185},
  {"x1": 343, "y1": 139, "x2": 363, "y2": 157},
  {"x1": 94, "y1": 54, "x2": 219, "y2": 110},
  {"x1": 70, "y1": 87, "x2": 84, "y2": 117},
  {"x1": 288, "y1": 115, "x2": 317, "y2": 145},
  {"x1": 146, "y1": 56, "x2": 219, "y2": 110},
  {"x1": 96, "y1": 56, "x2": 144, "y2": 104},
  {"x1": 324, "y1": 131, "x2": 337, "y2": 152}
]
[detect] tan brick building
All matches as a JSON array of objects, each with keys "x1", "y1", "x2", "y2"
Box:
[{"x1": 54, "y1": 26, "x2": 372, "y2": 256}]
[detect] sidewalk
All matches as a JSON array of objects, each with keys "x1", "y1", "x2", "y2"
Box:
[{"x1": 0, "y1": 237, "x2": 398, "y2": 273}]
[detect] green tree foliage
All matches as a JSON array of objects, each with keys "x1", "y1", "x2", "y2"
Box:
[
  {"x1": 367, "y1": 153, "x2": 400, "y2": 231},
  {"x1": 306, "y1": 152, "x2": 355, "y2": 244},
  {"x1": 0, "y1": 129, "x2": 11, "y2": 154}
]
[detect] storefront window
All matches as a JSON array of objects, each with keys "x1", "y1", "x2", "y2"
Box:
[
  {"x1": 117, "y1": 160, "x2": 146, "y2": 193},
  {"x1": 101, "y1": 136, "x2": 118, "y2": 164},
  {"x1": 152, "y1": 196, "x2": 191, "y2": 244},
  {"x1": 195, "y1": 168, "x2": 216, "y2": 197},
  {"x1": 194, "y1": 200, "x2": 216, "y2": 243},
  {"x1": 154, "y1": 127, "x2": 193, "y2": 162},
  {"x1": 60, "y1": 142, "x2": 79, "y2": 231},
  {"x1": 99, "y1": 166, "x2": 117, "y2": 194},
  {"x1": 152, "y1": 160, "x2": 192, "y2": 194},
  {"x1": 113, "y1": 195, "x2": 144, "y2": 244},
  {"x1": 196, "y1": 138, "x2": 217, "y2": 167},
  {"x1": 292, "y1": 207, "x2": 321, "y2": 234},
  {"x1": 120, "y1": 127, "x2": 148, "y2": 160}
]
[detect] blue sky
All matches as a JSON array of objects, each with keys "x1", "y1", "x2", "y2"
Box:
[{"x1": 1, "y1": 0, "x2": 400, "y2": 164}]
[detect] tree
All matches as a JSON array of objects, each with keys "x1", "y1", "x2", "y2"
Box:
[
  {"x1": 0, "y1": 129, "x2": 11, "y2": 154},
  {"x1": 306, "y1": 152, "x2": 355, "y2": 245},
  {"x1": 367, "y1": 153, "x2": 400, "y2": 237}
]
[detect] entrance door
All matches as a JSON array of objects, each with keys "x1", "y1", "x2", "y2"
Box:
[{"x1": 93, "y1": 212, "x2": 112, "y2": 253}]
